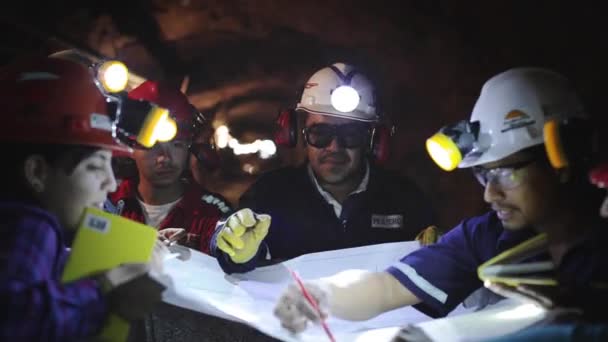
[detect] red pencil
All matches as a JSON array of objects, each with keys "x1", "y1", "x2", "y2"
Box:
[{"x1": 289, "y1": 269, "x2": 337, "y2": 342}]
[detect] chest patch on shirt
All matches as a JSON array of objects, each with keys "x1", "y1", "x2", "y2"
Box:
[{"x1": 371, "y1": 214, "x2": 403, "y2": 229}]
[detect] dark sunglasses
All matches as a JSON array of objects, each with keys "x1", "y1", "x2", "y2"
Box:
[{"x1": 302, "y1": 123, "x2": 371, "y2": 149}]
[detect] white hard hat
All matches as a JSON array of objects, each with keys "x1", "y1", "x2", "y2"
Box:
[
  {"x1": 458, "y1": 67, "x2": 587, "y2": 168},
  {"x1": 296, "y1": 63, "x2": 379, "y2": 122}
]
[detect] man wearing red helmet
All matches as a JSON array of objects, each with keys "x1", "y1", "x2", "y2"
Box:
[
  {"x1": 106, "y1": 80, "x2": 231, "y2": 254},
  {"x1": 0, "y1": 56, "x2": 165, "y2": 341}
]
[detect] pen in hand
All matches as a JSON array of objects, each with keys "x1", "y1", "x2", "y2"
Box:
[{"x1": 288, "y1": 269, "x2": 336, "y2": 342}]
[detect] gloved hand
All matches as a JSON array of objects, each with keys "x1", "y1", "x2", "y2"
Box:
[
  {"x1": 215, "y1": 208, "x2": 271, "y2": 263},
  {"x1": 415, "y1": 225, "x2": 441, "y2": 246},
  {"x1": 273, "y1": 280, "x2": 332, "y2": 333}
]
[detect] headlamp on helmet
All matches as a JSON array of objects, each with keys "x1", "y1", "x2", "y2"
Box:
[
  {"x1": 330, "y1": 85, "x2": 360, "y2": 113},
  {"x1": 111, "y1": 95, "x2": 178, "y2": 149},
  {"x1": 94, "y1": 60, "x2": 129, "y2": 93},
  {"x1": 92, "y1": 60, "x2": 177, "y2": 148},
  {"x1": 89, "y1": 62, "x2": 178, "y2": 148},
  {"x1": 426, "y1": 121, "x2": 480, "y2": 171}
]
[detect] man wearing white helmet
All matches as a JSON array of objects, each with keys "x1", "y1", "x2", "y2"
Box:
[
  {"x1": 210, "y1": 63, "x2": 435, "y2": 273},
  {"x1": 273, "y1": 67, "x2": 608, "y2": 333}
]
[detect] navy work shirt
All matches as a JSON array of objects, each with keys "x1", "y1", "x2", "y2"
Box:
[
  {"x1": 212, "y1": 164, "x2": 435, "y2": 274},
  {"x1": 387, "y1": 211, "x2": 608, "y2": 319}
]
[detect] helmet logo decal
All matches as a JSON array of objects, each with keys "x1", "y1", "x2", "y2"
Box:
[
  {"x1": 304, "y1": 82, "x2": 318, "y2": 89},
  {"x1": 18, "y1": 72, "x2": 59, "y2": 81},
  {"x1": 501, "y1": 109, "x2": 536, "y2": 133},
  {"x1": 90, "y1": 113, "x2": 113, "y2": 132}
]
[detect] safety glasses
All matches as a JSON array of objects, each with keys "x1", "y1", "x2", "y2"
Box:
[
  {"x1": 302, "y1": 123, "x2": 371, "y2": 149},
  {"x1": 472, "y1": 159, "x2": 535, "y2": 190}
]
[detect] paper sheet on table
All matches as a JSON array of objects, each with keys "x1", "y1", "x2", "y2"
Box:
[
  {"x1": 162, "y1": 241, "x2": 545, "y2": 341},
  {"x1": 347, "y1": 299, "x2": 547, "y2": 342},
  {"x1": 164, "y1": 241, "x2": 450, "y2": 340}
]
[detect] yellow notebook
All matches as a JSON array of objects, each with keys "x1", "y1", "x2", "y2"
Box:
[{"x1": 62, "y1": 207, "x2": 158, "y2": 341}]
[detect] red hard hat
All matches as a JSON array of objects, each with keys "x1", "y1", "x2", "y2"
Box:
[
  {"x1": 589, "y1": 163, "x2": 608, "y2": 189},
  {"x1": 0, "y1": 56, "x2": 130, "y2": 152},
  {"x1": 128, "y1": 80, "x2": 196, "y2": 140}
]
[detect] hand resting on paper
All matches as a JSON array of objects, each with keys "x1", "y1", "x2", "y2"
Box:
[{"x1": 98, "y1": 241, "x2": 169, "y2": 321}]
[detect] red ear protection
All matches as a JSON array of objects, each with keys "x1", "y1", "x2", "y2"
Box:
[
  {"x1": 273, "y1": 108, "x2": 393, "y2": 165},
  {"x1": 370, "y1": 124, "x2": 394, "y2": 166},
  {"x1": 274, "y1": 109, "x2": 298, "y2": 148}
]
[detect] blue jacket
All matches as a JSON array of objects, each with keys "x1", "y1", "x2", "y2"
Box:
[
  {"x1": 0, "y1": 202, "x2": 107, "y2": 341},
  {"x1": 387, "y1": 211, "x2": 608, "y2": 319},
  {"x1": 211, "y1": 164, "x2": 435, "y2": 273}
]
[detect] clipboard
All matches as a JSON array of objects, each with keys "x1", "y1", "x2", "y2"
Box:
[{"x1": 62, "y1": 207, "x2": 159, "y2": 341}]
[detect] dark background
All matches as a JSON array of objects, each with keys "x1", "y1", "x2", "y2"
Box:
[{"x1": 2, "y1": 0, "x2": 605, "y2": 230}]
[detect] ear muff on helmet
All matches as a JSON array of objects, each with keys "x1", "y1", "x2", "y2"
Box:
[
  {"x1": 544, "y1": 117, "x2": 593, "y2": 171},
  {"x1": 370, "y1": 124, "x2": 394, "y2": 166},
  {"x1": 544, "y1": 119, "x2": 569, "y2": 170},
  {"x1": 274, "y1": 108, "x2": 298, "y2": 148}
]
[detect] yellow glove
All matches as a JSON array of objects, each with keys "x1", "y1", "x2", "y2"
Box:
[
  {"x1": 415, "y1": 225, "x2": 440, "y2": 246},
  {"x1": 216, "y1": 208, "x2": 271, "y2": 263}
]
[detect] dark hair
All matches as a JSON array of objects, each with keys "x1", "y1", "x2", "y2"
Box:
[{"x1": 2, "y1": 143, "x2": 100, "y2": 202}]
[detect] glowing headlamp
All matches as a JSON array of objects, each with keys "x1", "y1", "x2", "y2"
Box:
[
  {"x1": 426, "y1": 121, "x2": 479, "y2": 171},
  {"x1": 331, "y1": 85, "x2": 360, "y2": 112},
  {"x1": 96, "y1": 60, "x2": 129, "y2": 93},
  {"x1": 137, "y1": 107, "x2": 178, "y2": 147},
  {"x1": 112, "y1": 97, "x2": 178, "y2": 149}
]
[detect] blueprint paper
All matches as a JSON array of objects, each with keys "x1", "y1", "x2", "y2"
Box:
[{"x1": 162, "y1": 241, "x2": 545, "y2": 341}]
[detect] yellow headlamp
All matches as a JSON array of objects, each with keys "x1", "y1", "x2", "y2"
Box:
[
  {"x1": 136, "y1": 107, "x2": 178, "y2": 148},
  {"x1": 97, "y1": 60, "x2": 129, "y2": 93},
  {"x1": 426, "y1": 120, "x2": 479, "y2": 172},
  {"x1": 111, "y1": 93, "x2": 178, "y2": 149},
  {"x1": 426, "y1": 132, "x2": 463, "y2": 171}
]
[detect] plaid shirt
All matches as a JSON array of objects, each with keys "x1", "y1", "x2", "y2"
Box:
[
  {"x1": 0, "y1": 202, "x2": 107, "y2": 341},
  {"x1": 107, "y1": 179, "x2": 231, "y2": 254}
]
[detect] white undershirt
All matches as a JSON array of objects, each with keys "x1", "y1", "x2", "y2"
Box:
[
  {"x1": 137, "y1": 197, "x2": 182, "y2": 228},
  {"x1": 308, "y1": 163, "x2": 370, "y2": 218}
]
